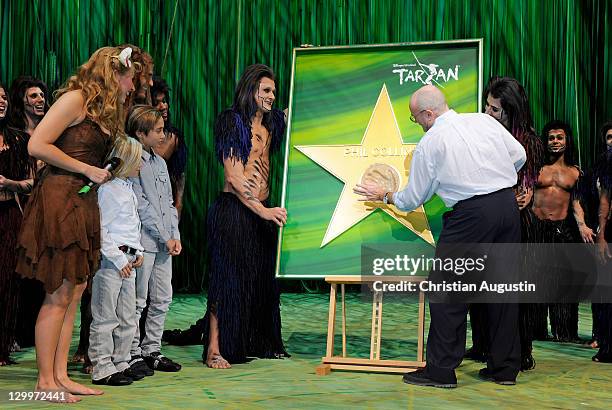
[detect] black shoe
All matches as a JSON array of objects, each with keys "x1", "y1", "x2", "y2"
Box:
[
  {"x1": 92, "y1": 371, "x2": 133, "y2": 386},
  {"x1": 162, "y1": 328, "x2": 203, "y2": 346},
  {"x1": 520, "y1": 353, "x2": 536, "y2": 371},
  {"x1": 593, "y1": 351, "x2": 612, "y2": 363},
  {"x1": 129, "y1": 356, "x2": 154, "y2": 377},
  {"x1": 122, "y1": 367, "x2": 145, "y2": 381},
  {"x1": 144, "y1": 352, "x2": 182, "y2": 372},
  {"x1": 464, "y1": 347, "x2": 488, "y2": 363},
  {"x1": 478, "y1": 368, "x2": 516, "y2": 385},
  {"x1": 402, "y1": 369, "x2": 457, "y2": 389}
]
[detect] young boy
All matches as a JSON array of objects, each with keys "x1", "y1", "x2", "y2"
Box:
[
  {"x1": 127, "y1": 105, "x2": 182, "y2": 375},
  {"x1": 90, "y1": 137, "x2": 145, "y2": 386}
]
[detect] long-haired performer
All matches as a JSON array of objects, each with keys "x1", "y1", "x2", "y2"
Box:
[{"x1": 204, "y1": 64, "x2": 289, "y2": 368}]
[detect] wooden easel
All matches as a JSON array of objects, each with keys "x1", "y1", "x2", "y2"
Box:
[{"x1": 316, "y1": 276, "x2": 426, "y2": 375}]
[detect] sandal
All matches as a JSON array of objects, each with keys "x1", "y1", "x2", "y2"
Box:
[{"x1": 206, "y1": 354, "x2": 231, "y2": 369}]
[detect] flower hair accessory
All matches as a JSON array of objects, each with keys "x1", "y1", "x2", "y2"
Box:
[{"x1": 117, "y1": 47, "x2": 132, "y2": 68}]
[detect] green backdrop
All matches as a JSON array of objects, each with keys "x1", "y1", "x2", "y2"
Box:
[{"x1": 1, "y1": 0, "x2": 609, "y2": 290}]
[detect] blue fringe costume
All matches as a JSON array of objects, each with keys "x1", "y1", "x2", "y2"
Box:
[
  {"x1": 162, "y1": 108, "x2": 288, "y2": 363},
  {"x1": 205, "y1": 108, "x2": 287, "y2": 363}
]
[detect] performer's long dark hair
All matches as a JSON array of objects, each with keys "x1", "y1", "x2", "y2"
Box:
[
  {"x1": 484, "y1": 76, "x2": 536, "y2": 140},
  {"x1": 484, "y1": 76, "x2": 544, "y2": 188},
  {"x1": 0, "y1": 81, "x2": 34, "y2": 181},
  {"x1": 594, "y1": 120, "x2": 612, "y2": 193},
  {"x1": 8, "y1": 75, "x2": 50, "y2": 131},
  {"x1": 151, "y1": 76, "x2": 172, "y2": 126},
  {"x1": 151, "y1": 76, "x2": 187, "y2": 180},
  {"x1": 541, "y1": 120, "x2": 577, "y2": 167},
  {"x1": 233, "y1": 64, "x2": 279, "y2": 134},
  {"x1": 600, "y1": 120, "x2": 612, "y2": 152},
  {"x1": 214, "y1": 64, "x2": 285, "y2": 165}
]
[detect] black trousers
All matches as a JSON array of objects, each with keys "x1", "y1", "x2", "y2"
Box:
[
  {"x1": 595, "y1": 224, "x2": 612, "y2": 359},
  {"x1": 425, "y1": 188, "x2": 521, "y2": 384},
  {"x1": 467, "y1": 303, "x2": 489, "y2": 355}
]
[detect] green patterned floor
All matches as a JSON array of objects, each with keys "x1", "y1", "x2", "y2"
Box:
[{"x1": 1, "y1": 293, "x2": 611, "y2": 409}]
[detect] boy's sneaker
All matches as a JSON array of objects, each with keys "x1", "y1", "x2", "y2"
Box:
[
  {"x1": 129, "y1": 355, "x2": 154, "y2": 377},
  {"x1": 92, "y1": 371, "x2": 133, "y2": 386},
  {"x1": 123, "y1": 367, "x2": 145, "y2": 381},
  {"x1": 143, "y1": 352, "x2": 182, "y2": 372}
]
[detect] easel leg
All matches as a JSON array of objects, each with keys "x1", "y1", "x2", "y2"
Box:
[
  {"x1": 341, "y1": 284, "x2": 347, "y2": 357},
  {"x1": 370, "y1": 290, "x2": 383, "y2": 360},
  {"x1": 326, "y1": 283, "x2": 337, "y2": 358}
]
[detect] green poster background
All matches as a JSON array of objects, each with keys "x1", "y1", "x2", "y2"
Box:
[{"x1": 277, "y1": 40, "x2": 481, "y2": 278}]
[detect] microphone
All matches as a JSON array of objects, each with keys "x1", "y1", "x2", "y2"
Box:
[{"x1": 78, "y1": 157, "x2": 122, "y2": 195}]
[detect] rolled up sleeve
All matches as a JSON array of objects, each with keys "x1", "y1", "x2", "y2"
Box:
[{"x1": 393, "y1": 146, "x2": 438, "y2": 212}]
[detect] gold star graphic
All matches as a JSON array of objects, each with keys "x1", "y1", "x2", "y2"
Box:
[{"x1": 295, "y1": 84, "x2": 434, "y2": 248}]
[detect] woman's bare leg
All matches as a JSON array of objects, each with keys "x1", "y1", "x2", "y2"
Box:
[
  {"x1": 34, "y1": 280, "x2": 80, "y2": 403},
  {"x1": 53, "y1": 281, "x2": 103, "y2": 395}
]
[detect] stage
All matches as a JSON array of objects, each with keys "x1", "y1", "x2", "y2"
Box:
[{"x1": 1, "y1": 293, "x2": 611, "y2": 409}]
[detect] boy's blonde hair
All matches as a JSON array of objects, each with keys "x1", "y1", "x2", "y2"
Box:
[
  {"x1": 107, "y1": 135, "x2": 142, "y2": 178},
  {"x1": 127, "y1": 105, "x2": 163, "y2": 141}
]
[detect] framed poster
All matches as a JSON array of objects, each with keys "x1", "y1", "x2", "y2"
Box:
[{"x1": 277, "y1": 39, "x2": 482, "y2": 278}]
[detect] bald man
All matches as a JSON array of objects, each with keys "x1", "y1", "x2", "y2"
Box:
[{"x1": 355, "y1": 85, "x2": 526, "y2": 387}]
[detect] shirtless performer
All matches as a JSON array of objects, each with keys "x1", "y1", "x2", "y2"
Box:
[
  {"x1": 166, "y1": 65, "x2": 289, "y2": 368},
  {"x1": 526, "y1": 120, "x2": 594, "y2": 351}
]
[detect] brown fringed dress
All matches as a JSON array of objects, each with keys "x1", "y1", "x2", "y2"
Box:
[{"x1": 16, "y1": 119, "x2": 112, "y2": 293}]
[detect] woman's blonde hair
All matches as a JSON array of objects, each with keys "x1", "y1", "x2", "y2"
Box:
[
  {"x1": 126, "y1": 105, "x2": 163, "y2": 140},
  {"x1": 119, "y1": 44, "x2": 153, "y2": 109},
  {"x1": 107, "y1": 135, "x2": 142, "y2": 178},
  {"x1": 55, "y1": 46, "x2": 135, "y2": 138}
]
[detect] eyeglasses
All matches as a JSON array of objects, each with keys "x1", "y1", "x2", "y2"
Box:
[{"x1": 410, "y1": 109, "x2": 427, "y2": 123}]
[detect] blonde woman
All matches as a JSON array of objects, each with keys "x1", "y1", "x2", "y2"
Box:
[
  {"x1": 89, "y1": 137, "x2": 145, "y2": 386},
  {"x1": 16, "y1": 46, "x2": 135, "y2": 403}
]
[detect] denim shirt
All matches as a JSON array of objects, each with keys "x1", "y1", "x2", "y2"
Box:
[{"x1": 130, "y1": 147, "x2": 180, "y2": 252}]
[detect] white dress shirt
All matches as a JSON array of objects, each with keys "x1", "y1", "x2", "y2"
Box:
[
  {"x1": 393, "y1": 109, "x2": 526, "y2": 211},
  {"x1": 98, "y1": 177, "x2": 144, "y2": 271}
]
